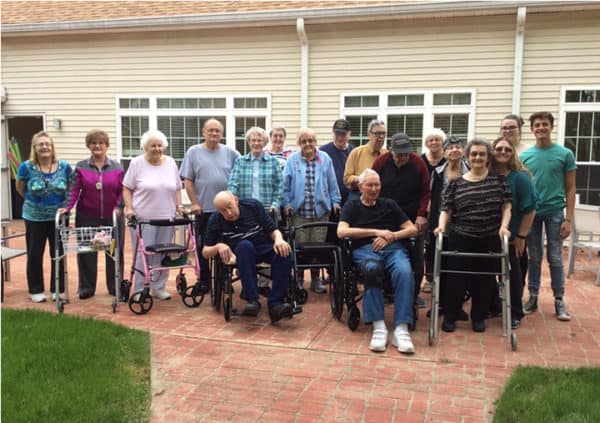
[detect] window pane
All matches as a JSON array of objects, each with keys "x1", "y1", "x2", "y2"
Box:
[
  {"x1": 577, "y1": 138, "x2": 590, "y2": 162},
  {"x1": 453, "y1": 93, "x2": 471, "y2": 105},
  {"x1": 344, "y1": 96, "x2": 378, "y2": 108},
  {"x1": 579, "y1": 112, "x2": 593, "y2": 137},
  {"x1": 363, "y1": 96, "x2": 379, "y2": 107},
  {"x1": 582, "y1": 90, "x2": 596, "y2": 102},
  {"x1": 346, "y1": 115, "x2": 377, "y2": 146},
  {"x1": 575, "y1": 165, "x2": 600, "y2": 205},
  {"x1": 235, "y1": 117, "x2": 266, "y2": 154},
  {"x1": 140, "y1": 99, "x2": 149, "y2": 108},
  {"x1": 234, "y1": 98, "x2": 245, "y2": 108},
  {"x1": 214, "y1": 98, "x2": 226, "y2": 108},
  {"x1": 119, "y1": 99, "x2": 129, "y2": 108},
  {"x1": 565, "y1": 90, "x2": 580, "y2": 102},
  {"x1": 565, "y1": 113, "x2": 579, "y2": 137},
  {"x1": 434, "y1": 114, "x2": 469, "y2": 142},
  {"x1": 388, "y1": 95, "x2": 406, "y2": 107},
  {"x1": 564, "y1": 137, "x2": 577, "y2": 155},
  {"x1": 120, "y1": 116, "x2": 148, "y2": 157},
  {"x1": 257, "y1": 97, "x2": 267, "y2": 108},
  {"x1": 119, "y1": 98, "x2": 149, "y2": 109},
  {"x1": 433, "y1": 93, "x2": 452, "y2": 105},
  {"x1": 593, "y1": 137, "x2": 600, "y2": 162},
  {"x1": 345, "y1": 96, "x2": 361, "y2": 107},
  {"x1": 185, "y1": 98, "x2": 198, "y2": 109},
  {"x1": 170, "y1": 98, "x2": 184, "y2": 109},
  {"x1": 406, "y1": 94, "x2": 424, "y2": 106},
  {"x1": 157, "y1": 98, "x2": 170, "y2": 108}
]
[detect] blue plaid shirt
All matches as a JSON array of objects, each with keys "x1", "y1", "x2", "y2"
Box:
[{"x1": 228, "y1": 152, "x2": 283, "y2": 209}]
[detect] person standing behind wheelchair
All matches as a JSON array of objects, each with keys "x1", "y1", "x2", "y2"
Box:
[
  {"x1": 434, "y1": 138, "x2": 512, "y2": 333},
  {"x1": 337, "y1": 169, "x2": 418, "y2": 354},
  {"x1": 122, "y1": 130, "x2": 184, "y2": 300},
  {"x1": 58, "y1": 129, "x2": 124, "y2": 299},
  {"x1": 283, "y1": 128, "x2": 341, "y2": 294}
]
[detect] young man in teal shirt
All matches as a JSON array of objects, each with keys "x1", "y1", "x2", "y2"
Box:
[{"x1": 520, "y1": 112, "x2": 576, "y2": 321}]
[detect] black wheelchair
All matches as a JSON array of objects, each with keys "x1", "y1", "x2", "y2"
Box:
[
  {"x1": 337, "y1": 237, "x2": 420, "y2": 332},
  {"x1": 288, "y1": 221, "x2": 345, "y2": 315}
]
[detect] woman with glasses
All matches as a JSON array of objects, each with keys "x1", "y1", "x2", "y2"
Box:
[
  {"x1": 16, "y1": 131, "x2": 73, "y2": 303},
  {"x1": 491, "y1": 137, "x2": 537, "y2": 329},
  {"x1": 500, "y1": 114, "x2": 527, "y2": 154},
  {"x1": 434, "y1": 139, "x2": 511, "y2": 333}
]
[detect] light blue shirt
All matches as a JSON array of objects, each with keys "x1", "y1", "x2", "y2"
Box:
[{"x1": 251, "y1": 153, "x2": 263, "y2": 200}]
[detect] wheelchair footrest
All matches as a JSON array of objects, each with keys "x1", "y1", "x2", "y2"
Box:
[{"x1": 145, "y1": 243, "x2": 186, "y2": 253}]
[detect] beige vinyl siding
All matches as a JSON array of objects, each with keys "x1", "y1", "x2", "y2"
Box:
[
  {"x1": 519, "y1": 9, "x2": 600, "y2": 147},
  {"x1": 1, "y1": 26, "x2": 301, "y2": 163},
  {"x1": 307, "y1": 14, "x2": 516, "y2": 142}
]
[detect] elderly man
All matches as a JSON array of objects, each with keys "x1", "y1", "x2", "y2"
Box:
[
  {"x1": 372, "y1": 133, "x2": 431, "y2": 306},
  {"x1": 338, "y1": 169, "x2": 418, "y2": 354},
  {"x1": 343, "y1": 119, "x2": 387, "y2": 202},
  {"x1": 202, "y1": 191, "x2": 294, "y2": 323},
  {"x1": 228, "y1": 126, "x2": 283, "y2": 212},
  {"x1": 283, "y1": 128, "x2": 341, "y2": 293},
  {"x1": 320, "y1": 119, "x2": 354, "y2": 207},
  {"x1": 180, "y1": 119, "x2": 240, "y2": 292}
]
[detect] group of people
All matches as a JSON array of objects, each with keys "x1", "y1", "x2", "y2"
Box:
[{"x1": 15, "y1": 111, "x2": 576, "y2": 354}]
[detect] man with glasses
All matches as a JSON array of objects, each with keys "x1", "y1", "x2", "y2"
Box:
[
  {"x1": 520, "y1": 111, "x2": 576, "y2": 321},
  {"x1": 343, "y1": 119, "x2": 387, "y2": 202},
  {"x1": 180, "y1": 118, "x2": 240, "y2": 292},
  {"x1": 372, "y1": 133, "x2": 431, "y2": 308}
]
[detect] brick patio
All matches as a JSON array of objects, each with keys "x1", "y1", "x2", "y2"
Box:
[{"x1": 2, "y1": 220, "x2": 599, "y2": 422}]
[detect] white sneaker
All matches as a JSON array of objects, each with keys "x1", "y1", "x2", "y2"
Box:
[
  {"x1": 30, "y1": 293, "x2": 47, "y2": 303},
  {"x1": 150, "y1": 289, "x2": 171, "y2": 300},
  {"x1": 369, "y1": 328, "x2": 388, "y2": 352},
  {"x1": 392, "y1": 324, "x2": 415, "y2": 354},
  {"x1": 51, "y1": 293, "x2": 66, "y2": 301}
]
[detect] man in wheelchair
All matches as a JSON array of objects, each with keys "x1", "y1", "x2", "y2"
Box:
[
  {"x1": 337, "y1": 169, "x2": 418, "y2": 354},
  {"x1": 202, "y1": 191, "x2": 294, "y2": 323}
]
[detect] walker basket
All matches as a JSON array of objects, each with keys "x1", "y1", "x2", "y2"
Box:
[{"x1": 59, "y1": 226, "x2": 114, "y2": 253}]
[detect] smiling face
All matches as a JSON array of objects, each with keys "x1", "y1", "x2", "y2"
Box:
[
  {"x1": 269, "y1": 129, "x2": 286, "y2": 153},
  {"x1": 531, "y1": 117, "x2": 553, "y2": 143},
  {"x1": 358, "y1": 172, "x2": 381, "y2": 203},
  {"x1": 492, "y1": 139, "x2": 513, "y2": 169},
  {"x1": 500, "y1": 118, "x2": 521, "y2": 146},
  {"x1": 426, "y1": 135, "x2": 443, "y2": 154},
  {"x1": 88, "y1": 138, "x2": 108, "y2": 160},
  {"x1": 468, "y1": 145, "x2": 489, "y2": 170},
  {"x1": 202, "y1": 119, "x2": 224, "y2": 149},
  {"x1": 333, "y1": 130, "x2": 351, "y2": 150},
  {"x1": 33, "y1": 135, "x2": 54, "y2": 162},
  {"x1": 144, "y1": 138, "x2": 164, "y2": 160},
  {"x1": 444, "y1": 143, "x2": 464, "y2": 163},
  {"x1": 299, "y1": 134, "x2": 317, "y2": 159},
  {"x1": 248, "y1": 132, "x2": 266, "y2": 157},
  {"x1": 368, "y1": 125, "x2": 386, "y2": 152}
]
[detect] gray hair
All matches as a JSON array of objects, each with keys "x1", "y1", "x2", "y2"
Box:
[
  {"x1": 367, "y1": 119, "x2": 386, "y2": 133},
  {"x1": 140, "y1": 129, "x2": 168, "y2": 149},
  {"x1": 357, "y1": 168, "x2": 379, "y2": 184},
  {"x1": 424, "y1": 128, "x2": 447, "y2": 143},
  {"x1": 245, "y1": 126, "x2": 268, "y2": 144},
  {"x1": 465, "y1": 137, "x2": 492, "y2": 166}
]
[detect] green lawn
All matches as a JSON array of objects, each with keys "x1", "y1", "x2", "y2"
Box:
[
  {"x1": 1, "y1": 308, "x2": 151, "y2": 423},
  {"x1": 494, "y1": 365, "x2": 600, "y2": 423}
]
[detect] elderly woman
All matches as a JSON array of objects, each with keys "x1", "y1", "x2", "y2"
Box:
[
  {"x1": 58, "y1": 129, "x2": 124, "y2": 299},
  {"x1": 283, "y1": 128, "x2": 341, "y2": 293},
  {"x1": 491, "y1": 136, "x2": 537, "y2": 329},
  {"x1": 16, "y1": 131, "x2": 73, "y2": 302},
  {"x1": 265, "y1": 126, "x2": 293, "y2": 169},
  {"x1": 421, "y1": 128, "x2": 447, "y2": 176},
  {"x1": 434, "y1": 138, "x2": 511, "y2": 333},
  {"x1": 122, "y1": 130, "x2": 183, "y2": 300},
  {"x1": 228, "y1": 126, "x2": 283, "y2": 213},
  {"x1": 500, "y1": 114, "x2": 527, "y2": 154}
]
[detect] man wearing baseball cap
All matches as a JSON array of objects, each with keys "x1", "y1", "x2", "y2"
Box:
[
  {"x1": 320, "y1": 119, "x2": 354, "y2": 207},
  {"x1": 372, "y1": 132, "x2": 431, "y2": 306}
]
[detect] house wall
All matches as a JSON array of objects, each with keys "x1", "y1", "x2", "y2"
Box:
[{"x1": 2, "y1": 8, "x2": 600, "y2": 163}]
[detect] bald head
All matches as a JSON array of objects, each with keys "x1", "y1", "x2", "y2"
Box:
[{"x1": 214, "y1": 191, "x2": 240, "y2": 221}]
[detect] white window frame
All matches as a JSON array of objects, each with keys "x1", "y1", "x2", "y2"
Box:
[
  {"x1": 339, "y1": 89, "x2": 476, "y2": 149},
  {"x1": 559, "y1": 86, "x2": 600, "y2": 209},
  {"x1": 115, "y1": 94, "x2": 271, "y2": 160}
]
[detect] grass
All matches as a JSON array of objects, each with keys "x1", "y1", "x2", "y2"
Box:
[
  {"x1": 494, "y1": 365, "x2": 600, "y2": 423},
  {"x1": 1, "y1": 308, "x2": 151, "y2": 423}
]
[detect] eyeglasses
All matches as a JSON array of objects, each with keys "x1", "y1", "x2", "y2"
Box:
[
  {"x1": 35, "y1": 142, "x2": 52, "y2": 148},
  {"x1": 469, "y1": 151, "x2": 487, "y2": 157},
  {"x1": 501, "y1": 126, "x2": 518, "y2": 132},
  {"x1": 299, "y1": 138, "x2": 316, "y2": 145},
  {"x1": 370, "y1": 131, "x2": 386, "y2": 137},
  {"x1": 494, "y1": 147, "x2": 513, "y2": 153}
]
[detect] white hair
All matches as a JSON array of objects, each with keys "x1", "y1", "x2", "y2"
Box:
[
  {"x1": 140, "y1": 129, "x2": 168, "y2": 149},
  {"x1": 357, "y1": 168, "x2": 379, "y2": 184},
  {"x1": 424, "y1": 128, "x2": 447, "y2": 143}
]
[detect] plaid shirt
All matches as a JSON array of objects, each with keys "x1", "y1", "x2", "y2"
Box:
[
  {"x1": 228, "y1": 152, "x2": 283, "y2": 209},
  {"x1": 299, "y1": 158, "x2": 316, "y2": 218}
]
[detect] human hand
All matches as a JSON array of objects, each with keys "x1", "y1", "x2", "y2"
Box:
[
  {"x1": 416, "y1": 216, "x2": 428, "y2": 234},
  {"x1": 124, "y1": 206, "x2": 135, "y2": 219},
  {"x1": 371, "y1": 236, "x2": 388, "y2": 252},
  {"x1": 560, "y1": 220, "x2": 571, "y2": 240},
  {"x1": 499, "y1": 226, "x2": 511, "y2": 240},
  {"x1": 190, "y1": 204, "x2": 202, "y2": 215},
  {"x1": 57, "y1": 208, "x2": 68, "y2": 215},
  {"x1": 376, "y1": 229, "x2": 395, "y2": 243},
  {"x1": 433, "y1": 226, "x2": 444, "y2": 236},
  {"x1": 217, "y1": 243, "x2": 233, "y2": 263},
  {"x1": 513, "y1": 237, "x2": 525, "y2": 257},
  {"x1": 273, "y1": 239, "x2": 291, "y2": 257},
  {"x1": 284, "y1": 206, "x2": 293, "y2": 217}
]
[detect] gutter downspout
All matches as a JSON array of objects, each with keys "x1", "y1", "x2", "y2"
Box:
[
  {"x1": 512, "y1": 7, "x2": 526, "y2": 115},
  {"x1": 296, "y1": 18, "x2": 309, "y2": 128}
]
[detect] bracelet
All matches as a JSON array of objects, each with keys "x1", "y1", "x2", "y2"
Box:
[{"x1": 516, "y1": 234, "x2": 527, "y2": 240}]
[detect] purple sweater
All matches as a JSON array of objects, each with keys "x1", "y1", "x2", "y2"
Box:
[{"x1": 66, "y1": 157, "x2": 123, "y2": 219}]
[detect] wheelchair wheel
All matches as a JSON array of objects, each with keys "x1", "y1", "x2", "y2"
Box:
[
  {"x1": 111, "y1": 298, "x2": 118, "y2": 313},
  {"x1": 348, "y1": 306, "x2": 360, "y2": 331},
  {"x1": 212, "y1": 262, "x2": 223, "y2": 312},
  {"x1": 510, "y1": 332, "x2": 518, "y2": 352},
  {"x1": 176, "y1": 273, "x2": 187, "y2": 297},
  {"x1": 128, "y1": 290, "x2": 154, "y2": 315},
  {"x1": 297, "y1": 287, "x2": 308, "y2": 305},
  {"x1": 57, "y1": 299, "x2": 65, "y2": 314},
  {"x1": 329, "y1": 262, "x2": 343, "y2": 320},
  {"x1": 182, "y1": 283, "x2": 204, "y2": 308},
  {"x1": 224, "y1": 297, "x2": 232, "y2": 322},
  {"x1": 428, "y1": 327, "x2": 434, "y2": 346}
]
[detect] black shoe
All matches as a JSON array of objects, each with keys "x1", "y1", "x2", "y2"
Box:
[
  {"x1": 442, "y1": 319, "x2": 455, "y2": 332},
  {"x1": 416, "y1": 296, "x2": 426, "y2": 309},
  {"x1": 258, "y1": 286, "x2": 271, "y2": 297},
  {"x1": 458, "y1": 309, "x2": 469, "y2": 321},
  {"x1": 241, "y1": 300, "x2": 261, "y2": 317},
  {"x1": 426, "y1": 307, "x2": 444, "y2": 318},
  {"x1": 472, "y1": 320, "x2": 486, "y2": 332},
  {"x1": 523, "y1": 295, "x2": 538, "y2": 314},
  {"x1": 511, "y1": 318, "x2": 521, "y2": 330},
  {"x1": 269, "y1": 303, "x2": 293, "y2": 324},
  {"x1": 79, "y1": 291, "x2": 94, "y2": 300}
]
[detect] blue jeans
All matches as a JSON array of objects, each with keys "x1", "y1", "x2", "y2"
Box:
[
  {"x1": 526, "y1": 209, "x2": 565, "y2": 298},
  {"x1": 234, "y1": 240, "x2": 291, "y2": 309},
  {"x1": 352, "y1": 241, "x2": 414, "y2": 327}
]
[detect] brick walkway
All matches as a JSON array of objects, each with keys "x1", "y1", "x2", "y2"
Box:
[{"x1": 2, "y1": 220, "x2": 600, "y2": 422}]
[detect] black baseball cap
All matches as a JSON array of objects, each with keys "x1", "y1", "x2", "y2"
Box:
[
  {"x1": 390, "y1": 133, "x2": 413, "y2": 154},
  {"x1": 332, "y1": 119, "x2": 351, "y2": 133},
  {"x1": 443, "y1": 136, "x2": 462, "y2": 150}
]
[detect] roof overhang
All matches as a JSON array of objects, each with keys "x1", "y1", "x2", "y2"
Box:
[{"x1": 2, "y1": 1, "x2": 599, "y2": 37}]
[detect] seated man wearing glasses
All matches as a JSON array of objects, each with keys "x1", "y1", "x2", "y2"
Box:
[
  {"x1": 343, "y1": 119, "x2": 387, "y2": 202},
  {"x1": 202, "y1": 191, "x2": 294, "y2": 324}
]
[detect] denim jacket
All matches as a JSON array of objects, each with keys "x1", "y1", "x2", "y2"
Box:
[{"x1": 283, "y1": 151, "x2": 341, "y2": 218}]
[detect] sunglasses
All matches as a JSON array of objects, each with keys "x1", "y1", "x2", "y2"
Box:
[{"x1": 494, "y1": 147, "x2": 513, "y2": 153}]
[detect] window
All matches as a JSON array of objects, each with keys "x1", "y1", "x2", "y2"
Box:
[
  {"x1": 561, "y1": 88, "x2": 600, "y2": 205},
  {"x1": 116, "y1": 95, "x2": 270, "y2": 166},
  {"x1": 340, "y1": 90, "x2": 475, "y2": 151}
]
